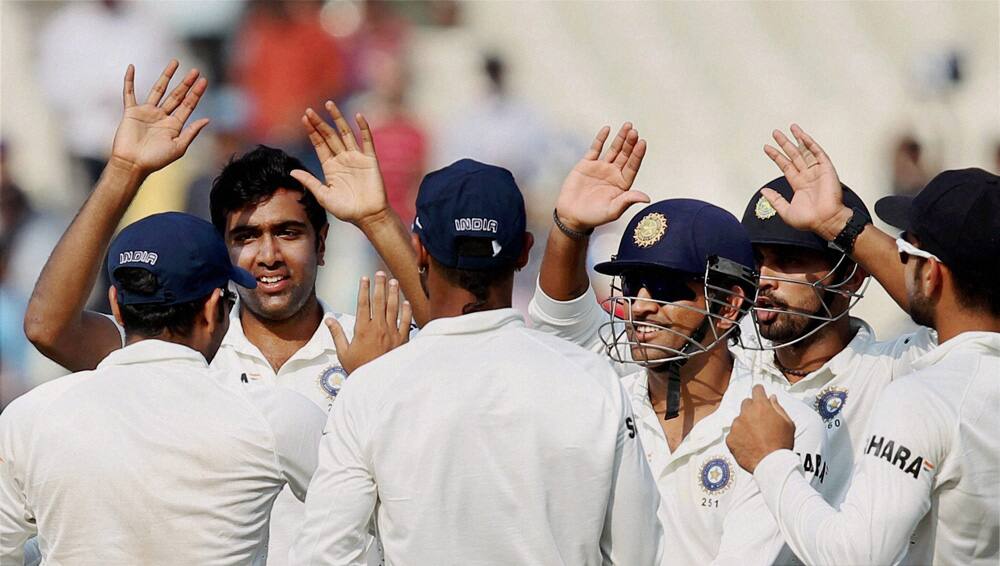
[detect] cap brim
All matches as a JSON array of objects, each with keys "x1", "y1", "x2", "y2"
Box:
[
  {"x1": 230, "y1": 266, "x2": 257, "y2": 289},
  {"x1": 874, "y1": 195, "x2": 913, "y2": 231}
]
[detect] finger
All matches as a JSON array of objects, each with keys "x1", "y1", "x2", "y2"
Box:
[
  {"x1": 371, "y1": 271, "x2": 387, "y2": 326},
  {"x1": 763, "y1": 144, "x2": 797, "y2": 178},
  {"x1": 306, "y1": 108, "x2": 345, "y2": 154},
  {"x1": 613, "y1": 129, "x2": 639, "y2": 169},
  {"x1": 290, "y1": 169, "x2": 328, "y2": 198},
  {"x1": 760, "y1": 188, "x2": 792, "y2": 218},
  {"x1": 751, "y1": 384, "x2": 767, "y2": 402},
  {"x1": 171, "y1": 76, "x2": 208, "y2": 125},
  {"x1": 583, "y1": 126, "x2": 611, "y2": 160},
  {"x1": 123, "y1": 64, "x2": 137, "y2": 108},
  {"x1": 161, "y1": 68, "x2": 199, "y2": 115},
  {"x1": 609, "y1": 190, "x2": 651, "y2": 220},
  {"x1": 144, "y1": 59, "x2": 179, "y2": 106},
  {"x1": 772, "y1": 129, "x2": 809, "y2": 173},
  {"x1": 622, "y1": 139, "x2": 647, "y2": 186},
  {"x1": 355, "y1": 113, "x2": 377, "y2": 157},
  {"x1": 398, "y1": 301, "x2": 412, "y2": 343},
  {"x1": 385, "y1": 278, "x2": 400, "y2": 329},
  {"x1": 602, "y1": 122, "x2": 632, "y2": 163},
  {"x1": 326, "y1": 100, "x2": 359, "y2": 152},
  {"x1": 356, "y1": 276, "x2": 371, "y2": 322},
  {"x1": 791, "y1": 124, "x2": 832, "y2": 166},
  {"x1": 326, "y1": 317, "x2": 351, "y2": 354},
  {"x1": 301, "y1": 116, "x2": 335, "y2": 163},
  {"x1": 175, "y1": 117, "x2": 210, "y2": 150}
]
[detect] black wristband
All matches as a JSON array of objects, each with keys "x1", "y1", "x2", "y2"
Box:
[
  {"x1": 553, "y1": 209, "x2": 594, "y2": 240},
  {"x1": 828, "y1": 207, "x2": 871, "y2": 254}
]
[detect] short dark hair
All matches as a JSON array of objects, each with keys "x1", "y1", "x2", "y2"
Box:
[
  {"x1": 209, "y1": 146, "x2": 327, "y2": 237},
  {"x1": 950, "y1": 264, "x2": 1000, "y2": 317},
  {"x1": 434, "y1": 237, "x2": 515, "y2": 314},
  {"x1": 115, "y1": 268, "x2": 217, "y2": 338}
]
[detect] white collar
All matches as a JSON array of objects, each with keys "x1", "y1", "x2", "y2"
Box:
[
  {"x1": 219, "y1": 296, "x2": 341, "y2": 362},
  {"x1": 911, "y1": 331, "x2": 1000, "y2": 371},
  {"x1": 754, "y1": 317, "x2": 875, "y2": 385},
  {"x1": 415, "y1": 308, "x2": 525, "y2": 339},
  {"x1": 98, "y1": 339, "x2": 208, "y2": 369}
]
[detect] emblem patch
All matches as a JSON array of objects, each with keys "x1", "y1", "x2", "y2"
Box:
[
  {"x1": 814, "y1": 386, "x2": 848, "y2": 422},
  {"x1": 699, "y1": 456, "x2": 734, "y2": 494},
  {"x1": 318, "y1": 366, "x2": 348, "y2": 399},
  {"x1": 754, "y1": 195, "x2": 777, "y2": 220},
  {"x1": 633, "y1": 213, "x2": 668, "y2": 248}
]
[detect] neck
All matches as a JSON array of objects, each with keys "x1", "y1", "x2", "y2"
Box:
[
  {"x1": 774, "y1": 316, "x2": 856, "y2": 383},
  {"x1": 240, "y1": 296, "x2": 324, "y2": 370},
  {"x1": 934, "y1": 309, "x2": 1000, "y2": 343},
  {"x1": 646, "y1": 343, "x2": 732, "y2": 416},
  {"x1": 426, "y1": 271, "x2": 513, "y2": 321},
  {"x1": 124, "y1": 333, "x2": 207, "y2": 359}
]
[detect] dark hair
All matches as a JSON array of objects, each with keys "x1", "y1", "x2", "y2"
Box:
[
  {"x1": 950, "y1": 264, "x2": 1000, "y2": 317},
  {"x1": 115, "y1": 268, "x2": 217, "y2": 338},
  {"x1": 209, "y1": 146, "x2": 327, "y2": 238},
  {"x1": 434, "y1": 237, "x2": 515, "y2": 314}
]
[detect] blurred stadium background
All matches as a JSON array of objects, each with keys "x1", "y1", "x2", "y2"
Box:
[{"x1": 2, "y1": 0, "x2": 998, "y2": 403}]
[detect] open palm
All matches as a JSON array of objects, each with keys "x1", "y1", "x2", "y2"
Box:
[
  {"x1": 110, "y1": 61, "x2": 209, "y2": 175},
  {"x1": 292, "y1": 102, "x2": 388, "y2": 225},
  {"x1": 556, "y1": 123, "x2": 649, "y2": 231}
]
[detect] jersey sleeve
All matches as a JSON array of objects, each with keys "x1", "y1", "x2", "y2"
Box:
[
  {"x1": 290, "y1": 376, "x2": 377, "y2": 566},
  {"x1": 253, "y1": 386, "x2": 327, "y2": 501},
  {"x1": 754, "y1": 379, "x2": 943, "y2": 565},
  {"x1": 0, "y1": 397, "x2": 39, "y2": 565},
  {"x1": 600, "y1": 379, "x2": 664, "y2": 565}
]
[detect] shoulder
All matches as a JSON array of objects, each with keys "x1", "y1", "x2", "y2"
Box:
[
  {"x1": 517, "y1": 326, "x2": 621, "y2": 381},
  {"x1": 1, "y1": 371, "x2": 95, "y2": 430}
]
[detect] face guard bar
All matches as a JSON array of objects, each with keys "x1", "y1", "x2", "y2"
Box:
[{"x1": 745, "y1": 252, "x2": 869, "y2": 351}]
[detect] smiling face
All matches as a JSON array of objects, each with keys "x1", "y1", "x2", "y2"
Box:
[
  {"x1": 624, "y1": 278, "x2": 709, "y2": 363},
  {"x1": 224, "y1": 188, "x2": 328, "y2": 322}
]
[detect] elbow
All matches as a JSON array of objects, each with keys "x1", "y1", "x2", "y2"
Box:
[{"x1": 23, "y1": 312, "x2": 61, "y2": 355}]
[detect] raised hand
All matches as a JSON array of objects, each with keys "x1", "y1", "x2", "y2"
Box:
[
  {"x1": 326, "y1": 272, "x2": 413, "y2": 375},
  {"x1": 110, "y1": 60, "x2": 210, "y2": 176},
  {"x1": 554, "y1": 123, "x2": 650, "y2": 232},
  {"x1": 290, "y1": 101, "x2": 388, "y2": 226},
  {"x1": 761, "y1": 125, "x2": 853, "y2": 241}
]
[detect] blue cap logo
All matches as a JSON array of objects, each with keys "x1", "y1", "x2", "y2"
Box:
[
  {"x1": 633, "y1": 213, "x2": 668, "y2": 248},
  {"x1": 754, "y1": 196, "x2": 777, "y2": 220}
]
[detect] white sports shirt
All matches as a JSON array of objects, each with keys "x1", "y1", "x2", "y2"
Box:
[
  {"x1": 291, "y1": 308, "x2": 664, "y2": 565},
  {"x1": 0, "y1": 340, "x2": 325, "y2": 566},
  {"x1": 529, "y1": 281, "x2": 831, "y2": 565},
  {"x1": 753, "y1": 331, "x2": 999, "y2": 565},
  {"x1": 736, "y1": 317, "x2": 936, "y2": 505}
]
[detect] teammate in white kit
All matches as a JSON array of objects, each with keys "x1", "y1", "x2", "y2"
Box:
[
  {"x1": 0, "y1": 212, "x2": 325, "y2": 565},
  {"x1": 727, "y1": 125, "x2": 1000, "y2": 564},
  {"x1": 292, "y1": 158, "x2": 663, "y2": 565},
  {"x1": 736, "y1": 176, "x2": 935, "y2": 506},
  {"x1": 22, "y1": 62, "x2": 402, "y2": 565},
  {"x1": 527, "y1": 124, "x2": 826, "y2": 564}
]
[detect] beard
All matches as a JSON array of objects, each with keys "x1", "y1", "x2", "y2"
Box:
[
  {"x1": 908, "y1": 284, "x2": 936, "y2": 329},
  {"x1": 756, "y1": 291, "x2": 829, "y2": 344}
]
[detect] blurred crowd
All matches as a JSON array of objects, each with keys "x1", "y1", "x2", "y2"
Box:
[{"x1": 1, "y1": 0, "x2": 998, "y2": 405}]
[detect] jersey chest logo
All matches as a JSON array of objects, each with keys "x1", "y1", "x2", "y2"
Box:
[
  {"x1": 699, "y1": 456, "x2": 734, "y2": 494},
  {"x1": 318, "y1": 365, "x2": 348, "y2": 399},
  {"x1": 814, "y1": 386, "x2": 848, "y2": 422}
]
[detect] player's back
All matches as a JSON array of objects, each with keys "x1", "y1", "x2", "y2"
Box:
[
  {"x1": 344, "y1": 309, "x2": 658, "y2": 565},
  {"x1": 7, "y1": 341, "x2": 289, "y2": 565}
]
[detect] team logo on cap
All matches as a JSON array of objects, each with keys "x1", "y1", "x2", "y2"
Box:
[
  {"x1": 318, "y1": 366, "x2": 348, "y2": 399},
  {"x1": 754, "y1": 195, "x2": 777, "y2": 220},
  {"x1": 814, "y1": 386, "x2": 848, "y2": 422},
  {"x1": 633, "y1": 213, "x2": 668, "y2": 248},
  {"x1": 699, "y1": 456, "x2": 734, "y2": 494}
]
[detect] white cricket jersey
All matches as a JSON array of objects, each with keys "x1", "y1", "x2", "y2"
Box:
[
  {"x1": 529, "y1": 280, "x2": 827, "y2": 565},
  {"x1": 754, "y1": 331, "x2": 999, "y2": 565},
  {"x1": 291, "y1": 308, "x2": 664, "y2": 566},
  {"x1": 0, "y1": 340, "x2": 325, "y2": 566},
  {"x1": 735, "y1": 317, "x2": 936, "y2": 505}
]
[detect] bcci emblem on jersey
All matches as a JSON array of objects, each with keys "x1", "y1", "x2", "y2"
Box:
[
  {"x1": 699, "y1": 456, "x2": 734, "y2": 494},
  {"x1": 318, "y1": 366, "x2": 348, "y2": 399},
  {"x1": 814, "y1": 386, "x2": 848, "y2": 422}
]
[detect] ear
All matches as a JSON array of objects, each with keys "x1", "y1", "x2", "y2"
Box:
[
  {"x1": 202, "y1": 288, "x2": 224, "y2": 335},
  {"x1": 316, "y1": 223, "x2": 330, "y2": 267},
  {"x1": 516, "y1": 232, "x2": 535, "y2": 270},
  {"x1": 924, "y1": 259, "x2": 945, "y2": 299},
  {"x1": 411, "y1": 233, "x2": 429, "y2": 271},
  {"x1": 109, "y1": 287, "x2": 125, "y2": 326},
  {"x1": 715, "y1": 284, "x2": 747, "y2": 331},
  {"x1": 844, "y1": 261, "x2": 869, "y2": 293}
]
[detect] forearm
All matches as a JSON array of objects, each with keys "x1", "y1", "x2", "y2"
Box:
[
  {"x1": 538, "y1": 221, "x2": 591, "y2": 301},
  {"x1": 356, "y1": 209, "x2": 429, "y2": 327},
  {"x1": 24, "y1": 158, "x2": 144, "y2": 369}
]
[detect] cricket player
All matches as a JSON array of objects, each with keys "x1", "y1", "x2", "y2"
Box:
[
  {"x1": 0, "y1": 212, "x2": 325, "y2": 565},
  {"x1": 291, "y1": 159, "x2": 663, "y2": 565},
  {"x1": 727, "y1": 125, "x2": 999, "y2": 564},
  {"x1": 736, "y1": 177, "x2": 936, "y2": 506},
  {"x1": 526, "y1": 124, "x2": 827, "y2": 564},
  {"x1": 22, "y1": 62, "x2": 403, "y2": 564}
]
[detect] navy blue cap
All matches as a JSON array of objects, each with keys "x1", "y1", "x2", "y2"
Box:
[
  {"x1": 108, "y1": 212, "x2": 256, "y2": 305},
  {"x1": 742, "y1": 176, "x2": 870, "y2": 252},
  {"x1": 875, "y1": 168, "x2": 1000, "y2": 273},
  {"x1": 413, "y1": 159, "x2": 526, "y2": 270},
  {"x1": 595, "y1": 199, "x2": 755, "y2": 276}
]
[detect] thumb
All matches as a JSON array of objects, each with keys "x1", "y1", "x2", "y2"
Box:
[
  {"x1": 176, "y1": 118, "x2": 210, "y2": 150},
  {"x1": 290, "y1": 169, "x2": 327, "y2": 198},
  {"x1": 325, "y1": 317, "x2": 351, "y2": 354},
  {"x1": 760, "y1": 188, "x2": 792, "y2": 218},
  {"x1": 609, "y1": 190, "x2": 651, "y2": 220},
  {"x1": 769, "y1": 394, "x2": 794, "y2": 426}
]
